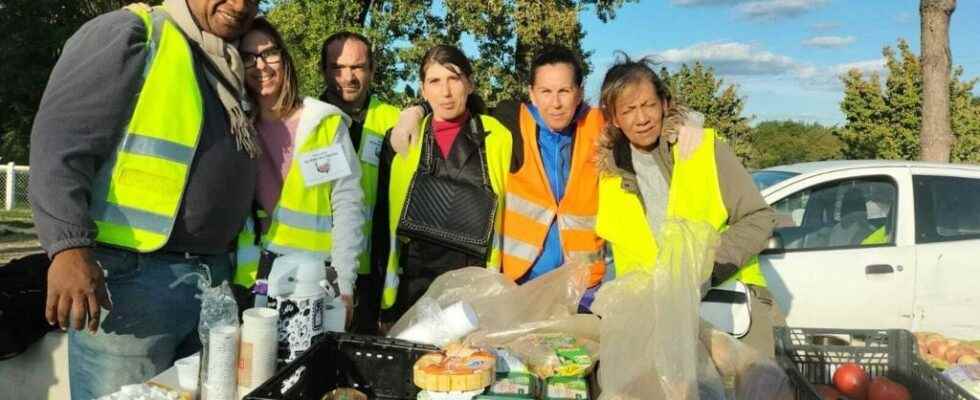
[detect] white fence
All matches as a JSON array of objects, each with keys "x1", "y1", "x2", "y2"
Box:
[{"x1": 0, "y1": 163, "x2": 30, "y2": 211}]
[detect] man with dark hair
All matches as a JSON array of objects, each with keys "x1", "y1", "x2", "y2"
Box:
[
  {"x1": 29, "y1": 0, "x2": 259, "y2": 397},
  {"x1": 391, "y1": 45, "x2": 702, "y2": 311},
  {"x1": 318, "y1": 31, "x2": 400, "y2": 334}
]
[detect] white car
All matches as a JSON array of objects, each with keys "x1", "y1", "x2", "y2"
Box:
[{"x1": 753, "y1": 160, "x2": 980, "y2": 338}]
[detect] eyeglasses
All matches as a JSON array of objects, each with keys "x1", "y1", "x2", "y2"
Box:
[{"x1": 242, "y1": 48, "x2": 283, "y2": 69}]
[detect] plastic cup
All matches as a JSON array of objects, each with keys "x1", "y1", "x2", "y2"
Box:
[
  {"x1": 440, "y1": 301, "x2": 479, "y2": 339},
  {"x1": 175, "y1": 355, "x2": 200, "y2": 390}
]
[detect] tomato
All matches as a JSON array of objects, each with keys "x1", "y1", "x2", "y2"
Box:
[
  {"x1": 833, "y1": 363, "x2": 870, "y2": 400},
  {"x1": 815, "y1": 384, "x2": 845, "y2": 399},
  {"x1": 868, "y1": 376, "x2": 911, "y2": 400}
]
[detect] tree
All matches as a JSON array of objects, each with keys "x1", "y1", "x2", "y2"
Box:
[
  {"x1": 659, "y1": 62, "x2": 754, "y2": 160},
  {"x1": 747, "y1": 121, "x2": 844, "y2": 169},
  {"x1": 265, "y1": 0, "x2": 636, "y2": 107},
  {"x1": 0, "y1": 0, "x2": 161, "y2": 164},
  {"x1": 839, "y1": 39, "x2": 980, "y2": 163},
  {"x1": 919, "y1": 0, "x2": 956, "y2": 162}
]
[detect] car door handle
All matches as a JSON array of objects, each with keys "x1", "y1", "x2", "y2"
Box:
[{"x1": 866, "y1": 264, "x2": 895, "y2": 274}]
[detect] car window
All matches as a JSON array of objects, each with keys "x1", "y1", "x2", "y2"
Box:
[
  {"x1": 913, "y1": 175, "x2": 980, "y2": 244},
  {"x1": 752, "y1": 171, "x2": 799, "y2": 191},
  {"x1": 771, "y1": 176, "x2": 897, "y2": 251}
]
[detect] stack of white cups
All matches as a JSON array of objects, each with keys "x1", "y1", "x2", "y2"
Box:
[
  {"x1": 238, "y1": 307, "x2": 280, "y2": 398},
  {"x1": 205, "y1": 325, "x2": 240, "y2": 400},
  {"x1": 395, "y1": 301, "x2": 479, "y2": 347}
]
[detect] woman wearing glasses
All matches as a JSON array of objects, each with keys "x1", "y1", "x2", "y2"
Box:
[{"x1": 233, "y1": 18, "x2": 365, "y2": 328}]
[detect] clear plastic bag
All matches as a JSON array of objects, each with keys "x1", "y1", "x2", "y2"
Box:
[
  {"x1": 591, "y1": 219, "x2": 719, "y2": 400},
  {"x1": 700, "y1": 322, "x2": 794, "y2": 400},
  {"x1": 389, "y1": 262, "x2": 592, "y2": 342}
]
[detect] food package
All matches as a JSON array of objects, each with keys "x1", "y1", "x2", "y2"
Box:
[
  {"x1": 503, "y1": 333, "x2": 596, "y2": 379},
  {"x1": 414, "y1": 343, "x2": 497, "y2": 392},
  {"x1": 943, "y1": 364, "x2": 980, "y2": 397},
  {"x1": 543, "y1": 376, "x2": 590, "y2": 400},
  {"x1": 591, "y1": 219, "x2": 719, "y2": 400},
  {"x1": 486, "y1": 372, "x2": 540, "y2": 398}
]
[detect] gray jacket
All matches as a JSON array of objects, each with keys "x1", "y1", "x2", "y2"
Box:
[{"x1": 29, "y1": 10, "x2": 256, "y2": 257}]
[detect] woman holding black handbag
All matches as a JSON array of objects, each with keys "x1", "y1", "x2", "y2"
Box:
[{"x1": 372, "y1": 45, "x2": 512, "y2": 325}]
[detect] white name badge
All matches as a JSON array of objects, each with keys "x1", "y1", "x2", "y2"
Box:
[
  {"x1": 298, "y1": 143, "x2": 352, "y2": 187},
  {"x1": 361, "y1": 134, "x2": 383, "y2": 166}
]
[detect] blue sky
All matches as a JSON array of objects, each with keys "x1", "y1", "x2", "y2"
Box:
[{"x1": 578, "y1": 0, "x2": 980, "y2": 126}]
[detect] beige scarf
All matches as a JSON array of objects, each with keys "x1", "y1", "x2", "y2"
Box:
[{"x1": 161, "y1": 0, "x2": 260, "y2": 158}]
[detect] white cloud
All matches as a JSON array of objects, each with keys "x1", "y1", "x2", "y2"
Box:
[
  {"x1": 671, "y1": 0, "x2": 742, "y2": 5},
  {"x1": 810, "y1": 22, "x2": 841, "y2": 32},
  {"x1": 737, "y1": 0, "x2": 827, "y2": 20},
  {"x1": 651, "y1": 41, "x2": 886, "y2": 92},
  {"x1": 800, "y1": 59, "x2": 886, "y2": 89},
  {"x1": 802, "y1": 35, "x2": 857, "y2": 48},
  {"x1": 655, "y1": 42, "x2": 801, "y2": 76}
]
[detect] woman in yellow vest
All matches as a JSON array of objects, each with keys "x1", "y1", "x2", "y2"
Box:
[
  {"x1": 234, "y1": 19, "x2": 365, "y2": 324},
  {"x1": 373, "y1": 45, "x2": 512, "y2": 325},
  {"x1": 593, "y1": 54, "x2": 783, "y2": 356}
]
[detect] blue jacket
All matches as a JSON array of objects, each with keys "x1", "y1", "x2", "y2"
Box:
[{"x1": 519, "y1": 103, "x2": 589, "y2": 282}]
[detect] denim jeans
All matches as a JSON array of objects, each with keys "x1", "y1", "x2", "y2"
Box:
[{"x1": 68, "y1": 246, "x2": 232, "y2": 400}]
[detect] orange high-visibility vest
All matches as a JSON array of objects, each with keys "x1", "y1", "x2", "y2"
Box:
[{"x1": 501, "y1": 105, "x2": 605, "y2": 285}]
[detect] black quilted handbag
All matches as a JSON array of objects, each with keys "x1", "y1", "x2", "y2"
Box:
[{"x1": 397, "y1": 117, "x2": 497, "y2": 259}]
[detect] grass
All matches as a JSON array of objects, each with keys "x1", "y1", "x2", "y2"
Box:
[{"x1": 0, "y1": 207, "x2": 33, "y2": 224}]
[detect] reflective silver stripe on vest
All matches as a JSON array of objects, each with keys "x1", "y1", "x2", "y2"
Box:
[
  {"x1": 273, "y1": 207, "x2": 333, "y2": 232},
  {"x1": 237, "y1": 245, "x2": 260, "y2": 265},
  {"x1": 265, "y1": 242, "x2": 331, "y2": 259},
  {"x1": 505, "y1": 193, "x2": 555, "y2": 225},
  {"x1": 121, "y1": 134, "x2": 196, "y2": 164},
  {"x1": 502, "y1": 235, "x2": 539, "y2": 262},
  {"x1": 90, "y1": 201, "x2": 171, "y2": 234},
  {"x1": 567, "y1": 250, "x2": 602, "y2": 264},
  {"x1": 557, "y1": 214, "x2": 597, "y2": 231}
]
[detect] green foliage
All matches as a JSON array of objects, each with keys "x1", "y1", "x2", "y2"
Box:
[
  {"x1": 747, "y1": 120, "x2": 844, "y2": 169},
  {"x1": 839, "y1": 39, "x2": 980, "y2": 163},
  {"x1": 659, "y1": 62, "x2": 754, "y2": 160},
  {"x1": 4, "y1": 0, "x2": 635, "y2": 162},
  {"x1": 0, "y1": 0, "x2": 160, "y2": 164},
  {"x1": 265, "y1": 0, "x2": 636, "y2": 108}
]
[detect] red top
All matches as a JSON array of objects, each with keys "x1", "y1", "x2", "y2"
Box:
[{"x1": 432, "y1": 112, "x2": 469, "y2": 158}]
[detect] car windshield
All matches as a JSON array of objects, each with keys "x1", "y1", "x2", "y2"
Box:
[{"x1": 752, "y1": 170, "x2": 799, "y2": 191}]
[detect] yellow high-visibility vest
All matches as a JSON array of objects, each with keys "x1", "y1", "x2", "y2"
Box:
[
  {"x1": 356, "y1": 97, "x2": 400, "y2": 274},
  {"x1": 234, "y1": 99, "x2": 347, "y2": 287},
  {"x1": 90, "y1": 6, "x2": 204, "y2": 252},
  {"x1": 595, "y1": 129, "x2": 767, "y2": 287},
  {"x1": 381, "y1": 115, "x2": 512, "y2": 309}
]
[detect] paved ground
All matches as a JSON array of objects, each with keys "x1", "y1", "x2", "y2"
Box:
[
  {"x1": 0, "y1": 218, "x2": 69, "y2": 399},
  {"x1": 0, "y1": 332, "x2": 71, "y2": 400}
]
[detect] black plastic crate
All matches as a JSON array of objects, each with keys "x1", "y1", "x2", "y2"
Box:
[
  {"x1": 244, "y1": 332, "x2": 439, "y2": 400},
  {"x1": 775, "y1": 327, "x2": 976, "y2": 400}
]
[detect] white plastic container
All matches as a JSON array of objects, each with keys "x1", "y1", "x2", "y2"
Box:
[{"x1": 237, "y1": 307, "x2": 279, "y2": 397}]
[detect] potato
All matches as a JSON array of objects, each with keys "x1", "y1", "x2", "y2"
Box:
[
  {"x1": 929, "y1": 341, "x2": 949, "y2": 358},
  {"x1": 945, "y1": 346, "x2": 966, "y2": 363},
  {"x1": 947, "y1": 339, "x2": 961, "y2": 347}
]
